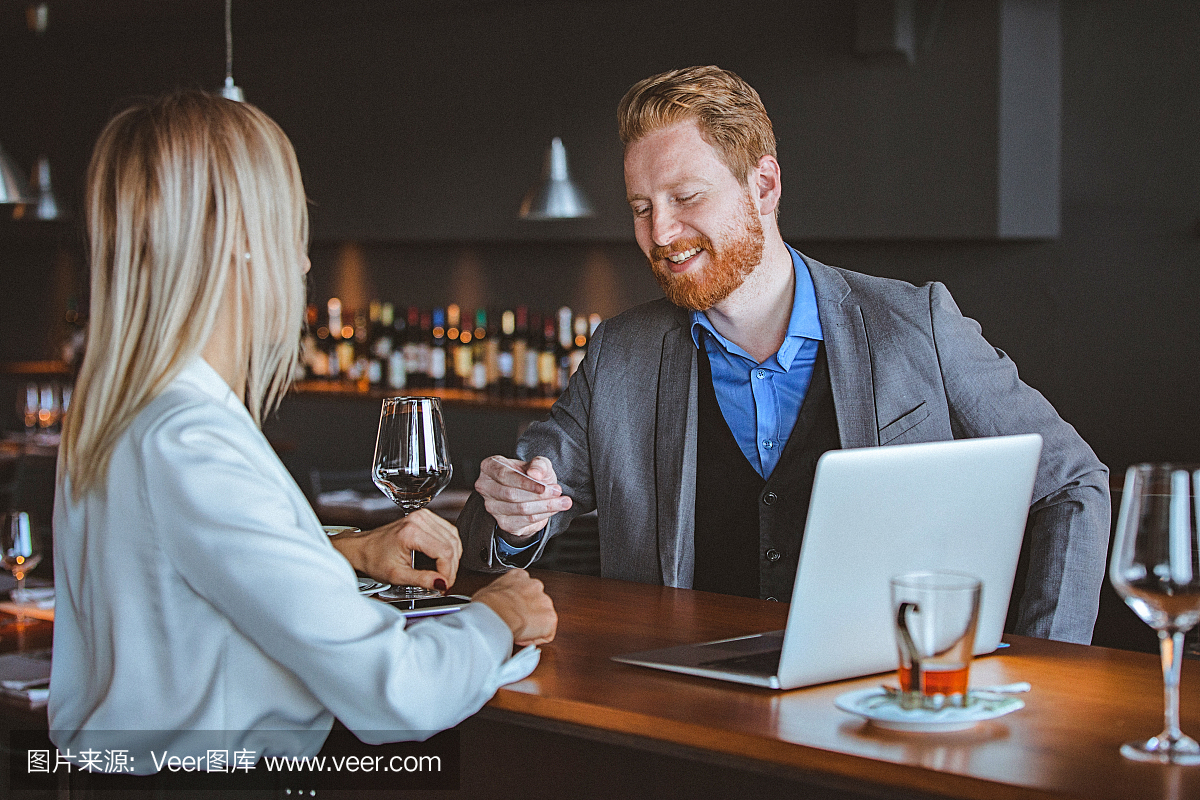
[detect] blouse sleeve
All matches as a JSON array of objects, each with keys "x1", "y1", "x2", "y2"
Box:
[{"x1": 138, "y1": 400, "x2": 514, "y2": 739}]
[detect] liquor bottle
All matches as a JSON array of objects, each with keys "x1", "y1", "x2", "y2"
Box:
[
  {"x1": 523, "y1": 310, "x2": 542, "y2": 398},
  {"x1": 484, "y1": 309, "x2": 501, "y2": 393},
  {"x1": 430, "y1": 307, "x2": 448, "y2": 389},
  {"x1": 60, "y1": 296, "x2": 88, "y2": 373},
  {"x1": 569, "y1": 314, "x2": 589, "y2": 376},
  {"x1": 418, "y1": 309, "x2": 434, "y2": 389},
  {"x1": 387, "y1": 305, "x2": 407, "y2": 390},
  {"x1": 512, "y1": 306, "x2": 529, "y2": 398},
  {"x1": 454, "y1": 308, "x2": 474, "y2": 388},
  {"x1": 301, "y1": 303, "x2": 322, "y2": 378},
  {"x1": 312, "y1": 305, "x2": 332, "y2": 378},
  {"x1": 368, "y1": 301, "x2": 395, "y2": 387},
  {"x1": 556, "y1": 306, "x2": 574, "y2": 392},
  {"x1": 349, "y1": 308, "x2": 370, "y2": 383},
  {"x1": 471, "y1": 309, "x2": 488, "y2": 391},
  {"x1": 326, "y1": 298, "x2": 344, "y2": 378},
  {"x1": 537, "y1": 314, "x2": 558, "y2": 397},
  {"x1": 403, "y1": 306, "x2": 425, "y2": 389},
  {"x1": 445, "y1": 304, "x2": 463, "y2": 390},
  {"x1": 496, "y1": 309, "x2": 516, "y2": 398}
]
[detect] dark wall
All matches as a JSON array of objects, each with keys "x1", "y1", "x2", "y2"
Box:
[{"x1": 1, "y1": 0, "x2": 1198, "y2": 475}]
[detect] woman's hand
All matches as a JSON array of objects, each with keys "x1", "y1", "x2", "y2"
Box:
[
  {"x1": 330, "y1": 509, "x2": 462, "y2": 592},
  {"x1": 471, "y1": 569, "x2": 557, "y2": 646}
]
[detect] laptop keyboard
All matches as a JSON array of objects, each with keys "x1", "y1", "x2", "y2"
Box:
[{"x1": 698, "y1": 648, "x2": 782, "y2": 674}]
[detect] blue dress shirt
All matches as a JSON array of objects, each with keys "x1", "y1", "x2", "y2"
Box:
[{"x1": 690, "y1": 246, "x2": 824, "y2": 479}]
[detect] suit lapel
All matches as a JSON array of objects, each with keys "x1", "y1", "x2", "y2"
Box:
[
  {"x1": 655, "y1": 318, "x2": 698, "y2": 588},
  {"x1": 806, "y1": 257, "x2": 879, "y2": 448}
]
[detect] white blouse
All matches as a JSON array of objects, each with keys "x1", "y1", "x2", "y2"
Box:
[{"x1": 49, "y1": 358, "x2": 517, "y2": 769}]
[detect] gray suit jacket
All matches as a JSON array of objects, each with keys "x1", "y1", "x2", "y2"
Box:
[{"x1": 460, "y1": 255, "x2": 1110, "y2": 644}]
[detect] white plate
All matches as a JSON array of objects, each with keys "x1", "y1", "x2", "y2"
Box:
[
  {"x1": 357, "y1": 578, "x2": 389, "y2": 596},
  {"x1": 835, "y1": 687, "x2": 1025, "y2": 732}
]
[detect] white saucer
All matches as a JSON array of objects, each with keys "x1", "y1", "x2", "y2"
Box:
[
  {"x1": 835, "y1": 687, "x2": 1025, "y2": 732},
  {"x1": 357, "y1": 578, "x2": 389, "y2": 596}
]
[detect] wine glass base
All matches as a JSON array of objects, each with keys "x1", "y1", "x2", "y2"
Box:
[
  {"x1": 1120, "y1": 735, "x2": 1200, "y2": 765},
  {"x1": 377, "y1": 585, "x2": 443, "y2": 602}
]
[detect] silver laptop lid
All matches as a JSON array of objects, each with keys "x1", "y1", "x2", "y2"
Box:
[{"x1": 775, "y1": 433, "x2": 1042, "y2": 689}]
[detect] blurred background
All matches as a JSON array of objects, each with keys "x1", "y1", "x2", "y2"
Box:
[{"x1": 0, "y1": 0, "x2": 1196, "y2": 651}]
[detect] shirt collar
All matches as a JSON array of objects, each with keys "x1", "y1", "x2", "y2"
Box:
[
  {"x1": 689, "y1": 245, "x2": 823, "y2": 364},
  {"x1": 174, "y1": 356, "x2": 246, "y2": 414}
]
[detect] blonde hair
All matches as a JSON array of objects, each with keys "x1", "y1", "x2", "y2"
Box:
[
  {"x1": 617, "y1": 65, "x2": 777, "y2": 184},
  {"x1": 62, "y1": 91, "x2": 309, "y2": 497}
]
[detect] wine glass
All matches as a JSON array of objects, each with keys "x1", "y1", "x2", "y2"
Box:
[
  {"x1": 1109, "y1": 463, "x2": 1200, "y2": 765},
  {"x1": 1, "y1": 510, "x2": 43, "y2": 628},
  {"x1": 372, "y1": 397, "x2": 453, "y2": 601}
]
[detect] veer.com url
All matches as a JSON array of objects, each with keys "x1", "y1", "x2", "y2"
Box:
[{"x1": 257, "y1": 753, "x2": 441, "y2": 774}]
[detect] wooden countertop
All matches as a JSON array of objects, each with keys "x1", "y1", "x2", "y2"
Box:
[
  {"x1": 455, "y1": 570, "x2": 1200, "y2": 800},
  {"x1": 10, "y1": 570, "x2": 1197, "y2": 799}
]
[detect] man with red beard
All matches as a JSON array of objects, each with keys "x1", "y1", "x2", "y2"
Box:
[{"x1": 460, "y1": 66, "x2": 1109, "y2": 644}]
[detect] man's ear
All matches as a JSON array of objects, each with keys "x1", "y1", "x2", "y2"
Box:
[{"x1": 752, "y1": 154, "x2": 782, "y2": 217}]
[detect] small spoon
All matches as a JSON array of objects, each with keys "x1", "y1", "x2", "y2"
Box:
[{"x1": 880, "y1": 681, "x2": 1032, "y2": 697}]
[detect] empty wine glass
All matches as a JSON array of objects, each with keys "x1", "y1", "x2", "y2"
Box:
[
  {"x1": 372, "y1": 397, "x2": 453, "y2": 601},
  {"x1": 1109, "y1": 463, "x2": 1200, "y2": 765},
  {"x1": 1, "y1": 510, "x2": 43, "y2": 628}
]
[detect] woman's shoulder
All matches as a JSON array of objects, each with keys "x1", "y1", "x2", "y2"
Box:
[{"x1": 127, "y1": 370, "x2": 260, "y2": 470}]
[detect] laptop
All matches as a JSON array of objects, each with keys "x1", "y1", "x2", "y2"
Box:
[{"x1": 612, "y1": 433, "x2": 1043, "y2": 690}]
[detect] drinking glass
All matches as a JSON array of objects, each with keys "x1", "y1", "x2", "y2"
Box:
[
  {"x1": 1110, "y1": 463, "x2": 1200, "y2": 765},
  {"x1": 890, "y1": 571, "x2": 982, "y2": 710},
  {"x1": 1, "y1": 510, "x2": 43, "y2": 628},
  {"x1": 372, "y1": 397, "x2": 453, "y2": 601}
]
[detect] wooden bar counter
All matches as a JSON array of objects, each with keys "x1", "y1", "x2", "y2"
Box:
[
  {"x1": 4, "y1": 570, "x2": 1198, "y2": 799},
  {"x1": 451, "y1": 569, "x2": 1199, "y2": 800}
]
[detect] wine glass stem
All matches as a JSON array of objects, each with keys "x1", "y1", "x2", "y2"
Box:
[
  {"x1": 401, "y1": 510, "x2": 417, "y2": 570},
  {"x1": 14, "y1": 573, "x2": 27, "y2": 623},
  {"x1": 1159, "y1": 630, "x2": 1186, "y2": 742}
]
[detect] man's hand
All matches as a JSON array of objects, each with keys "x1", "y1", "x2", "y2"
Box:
[
  {"x1": 330, "y1": 509, "x2": 462, "y2": 592},
  {"x1": 471, "y1": 569, "x2": 557, "y2": 646},
  {"x1": 475, "y1": 455, "x2": 573, "y2": 543}
]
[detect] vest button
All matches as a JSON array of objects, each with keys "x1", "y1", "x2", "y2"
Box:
[
  {"x1": 765, "y1": 548, "x2": 781, "y2": 563},
  {"x1": 766, "y1": 596, "x2": 779, "y2": 602},
  {"x1": 762, "y1": 491, "x2": 778, "y2": 506}
]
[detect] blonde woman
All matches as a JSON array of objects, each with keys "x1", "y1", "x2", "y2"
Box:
[{"x1": 49, "y1": 91, "x2": 555, "y2": 769}]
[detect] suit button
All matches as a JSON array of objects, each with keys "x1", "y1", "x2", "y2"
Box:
[
  {"x1": 765, "y1": 548, "x2": 781, "y2": 563},
  {"x1": 766, "y1": 596, "x2": 779, "y2": 602},
  {"x1": 762, "y1": 492, "x2": 778, "y2": 506},
  {"x1": 479, "y1": 548, "x2": 490, "y2": 562}
]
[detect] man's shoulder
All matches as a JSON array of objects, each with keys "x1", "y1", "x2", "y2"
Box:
[
  {"x1": 804, "y1": 254, "x2": 932, "y2": 299},
  {"x1": 596, "y1": 297, "x2": 688, "y2": 339},
  {"x1": 800, "y1": 252, "x2": 940, "y2": 315}
]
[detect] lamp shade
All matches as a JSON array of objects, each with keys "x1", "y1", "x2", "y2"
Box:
[
  {"x1": 0, "y1": 142, "x2": 33, "y2": 205},
  {"x1": 519, "y1": 137, "x2": 595, "y2": 220},
  {"x1": 33, "y1": 155, "x2": 62, "y2": 220}
]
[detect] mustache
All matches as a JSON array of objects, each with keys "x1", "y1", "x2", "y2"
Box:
[{"x1": 649, "y1": 236, "x2": 711, "y2": 265}]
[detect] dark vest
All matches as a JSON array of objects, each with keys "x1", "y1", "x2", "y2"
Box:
[{"x1": 693, "y1": 343, "x2": 840, "y2": 602}]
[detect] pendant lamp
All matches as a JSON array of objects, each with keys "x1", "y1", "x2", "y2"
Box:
[
  {"x1": 1, "y1": 5, "x2": 42, "y2": 207},
  {"x1": 519, "y1": 137, "x2": 595, "y2": 220},
  {"x1": 32, "y1": 156, "x2": 61, "y2": 220},
  {"x1": 0, "y1": 143, "x2": 33, "y2": 205},
  {"x1": 220, "y1": 0, "x2": 245, "y2": 101}
]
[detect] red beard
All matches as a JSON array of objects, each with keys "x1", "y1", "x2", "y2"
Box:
[{"x1": 647, "y1": 194, "x2": 764, "y2": 311}]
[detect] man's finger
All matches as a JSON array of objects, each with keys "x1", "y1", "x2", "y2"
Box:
[{"x1": 526, "y1": 456, "x2": 557, "y2": 484}]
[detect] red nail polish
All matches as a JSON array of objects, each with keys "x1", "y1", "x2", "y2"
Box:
[{"x1": 434, "y1": 579, "x2": 447, "y2": 592}]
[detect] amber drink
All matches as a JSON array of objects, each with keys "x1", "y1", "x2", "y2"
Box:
[{"x1": 890, "y1": 571, "x2": 981, "y2": 710}]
